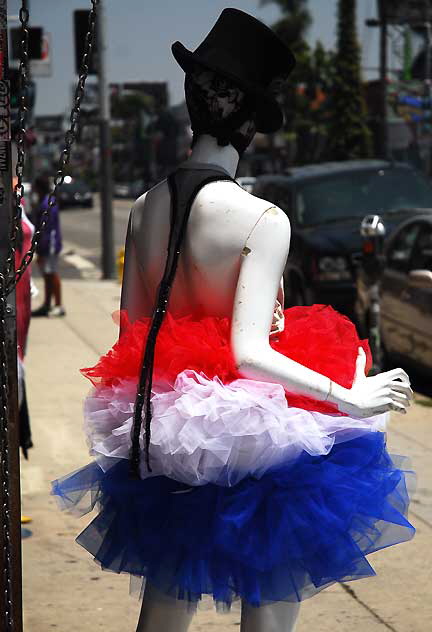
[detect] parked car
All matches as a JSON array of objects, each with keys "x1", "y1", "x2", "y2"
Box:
[
  {"x1": 114, "y1": 179, "x2": 147, "y2": 199},
  {"x1": 252, "y1": 160, "x2": 432, "y2": 317},
  {"x1": 57, "y1": 177, "x2": 93, "y2": 209},
  {"x1": 236, "y1": 176, "x2": 256, "y2": 193},
  {"x1": 356, "y1": 214, "x2": 432, "y2": 375}
]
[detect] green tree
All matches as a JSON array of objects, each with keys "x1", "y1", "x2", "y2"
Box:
[
  {"x1": 260, "y1": 0, "x2": 311, "y2": 50},
  {"x1": 326, "y1": 0, "x2": 372, "y2": 160}
]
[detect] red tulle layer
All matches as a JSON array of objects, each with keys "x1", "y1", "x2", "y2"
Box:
[{"x1": 81, "y1": 305, "x2": 371, "y2": 415}]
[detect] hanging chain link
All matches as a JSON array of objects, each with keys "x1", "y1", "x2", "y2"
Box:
[
  {"x1": 6, "y1": 0, "x2": 99, "y2": 294},
  {"x1": 5, "y1": 2, "x2": 29, "y2": 281},
  {"x1": 1, "y1": 2, "x2": 100, "y2": 629}
]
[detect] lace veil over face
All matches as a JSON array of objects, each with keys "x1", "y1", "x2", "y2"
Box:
[{"x1": 185, "y1": 65, "x2": 257, "y2": 156}]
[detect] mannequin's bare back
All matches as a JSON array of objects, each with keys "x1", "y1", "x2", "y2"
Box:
[{"x1": 121, "y1": 175, "x2": 275, "y2": 321}]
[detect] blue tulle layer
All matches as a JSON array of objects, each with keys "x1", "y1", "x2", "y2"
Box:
[{"x1": 52, "y1": 433, "x2": 415, "y2": 607}]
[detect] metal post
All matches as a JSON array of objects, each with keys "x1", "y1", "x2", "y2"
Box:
[
  {"x1": 98, "y1": 0, "x2": 114, "y2": 279},
  {"x1": 379, "y1": 3, "x2": 388, "y2": 159},
  {"x1": 0, "y1": 1, "x2": 23, "y2": 630},
  {"x1": 424, "y1": 18, "x2": 432, "y2": 175}
]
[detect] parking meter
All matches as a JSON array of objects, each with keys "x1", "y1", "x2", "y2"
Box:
[
  {"x1": 359, "y1": 215, "x2": 386, "y2": 374},
  {"x1": 360, "y1": 215, "x2": 386, "y2": 283}
]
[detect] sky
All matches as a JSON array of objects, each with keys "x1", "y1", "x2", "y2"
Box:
[{"x1": 7, "y1": 0, "x2": 387, "y2": 117}]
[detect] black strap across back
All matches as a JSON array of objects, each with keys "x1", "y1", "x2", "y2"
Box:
[{"x1": 130, "y1": 166, "x2": 234, "y2": 476}]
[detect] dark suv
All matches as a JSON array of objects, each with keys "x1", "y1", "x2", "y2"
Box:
[{"x1": 253, "y1": 160, "x2": 432, "y2": 317}]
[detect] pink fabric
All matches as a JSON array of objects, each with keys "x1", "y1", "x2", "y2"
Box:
[{"x1": 16, "y1": 215, "x2": 33, "y2": 360}]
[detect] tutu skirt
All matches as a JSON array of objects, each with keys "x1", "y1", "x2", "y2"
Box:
[{"x1": 52, "y1": 306, "x2": 415, "y2": 606}]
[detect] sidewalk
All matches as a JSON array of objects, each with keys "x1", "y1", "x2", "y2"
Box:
[{"x1": 21, "y1": 278, "x2": 432, "y2": 631}]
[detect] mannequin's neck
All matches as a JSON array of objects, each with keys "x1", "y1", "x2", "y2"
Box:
[{"x1": 186, "y1": 135, "x2": 239, "y2": 178}]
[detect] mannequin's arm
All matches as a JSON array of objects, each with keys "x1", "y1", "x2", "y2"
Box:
[
  {"x1": 119, "y1": 210, "x2": 147, "y2": 336},
  {"x1": 231, "y1": 208, "x2": 412, "y2": 417}
]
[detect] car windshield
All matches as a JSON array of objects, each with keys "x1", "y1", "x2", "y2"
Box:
[{"x1": 295, "y1": 168, "x2": 432, "y2": 226}]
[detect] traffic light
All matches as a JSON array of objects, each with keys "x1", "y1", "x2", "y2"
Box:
[
  {"x1": 74, "y1": 10, "x2": 98, "y2": 75},
  {"x1": 10, "y1": 27, "x2": 43, "y2": 60},
  {"x1": 9, "y1": 68, "x2": 36, "y2": 127}
]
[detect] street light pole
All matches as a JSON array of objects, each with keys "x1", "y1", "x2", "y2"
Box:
[
  {"x1": 424, "y1": 19, "x2": 432, "y2": 175},
  {"x1": 379, "y1": 3, "x2": 389, "y2": 158},
  {"x1": 98, "y1": 0, "x2": 114, "y2": 279},
  {"x1": 366, "y1": 4, "x2": 389, "y2": 159}
]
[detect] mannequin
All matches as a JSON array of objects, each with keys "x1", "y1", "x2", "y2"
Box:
[
  {"x1": 123, "y1": 133, "x2": 411, "y2": 418},
  {"x1": 52, "y1": 10, "x2": 414, "y2": 632},
  {"x1": 122, "y1": 132, "x2": 411, "y2": 632}
]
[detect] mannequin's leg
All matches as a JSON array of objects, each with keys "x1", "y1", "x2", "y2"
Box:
[
  {"x1": 240, "y1": 600, "x2": 301, "y2": 632},
  {"x1": 136, "y1": 581, "x2": 196, "y2": 632}
]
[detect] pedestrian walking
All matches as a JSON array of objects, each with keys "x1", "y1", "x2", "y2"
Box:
[
  {"x1": 31, "y1": 175, "x2": 66, "y2": 317},
  {"x1": 52, "y1": 9, "x2": 415, "y2": 632}
]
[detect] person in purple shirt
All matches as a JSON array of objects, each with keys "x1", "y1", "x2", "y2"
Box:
[{"x1": 31, "y1": 175, "x2": 66, "y2": 317}]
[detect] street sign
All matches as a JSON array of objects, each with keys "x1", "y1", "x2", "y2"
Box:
[
  {"x1": 74, "y1": 10, "x2": 98, "y2": 75},
  {"x1": 30, "y1": 33, "x2": 52, "y2": 77},
  {"x1": 10, "y1": 26, "x2": 42, "y2": 60}
]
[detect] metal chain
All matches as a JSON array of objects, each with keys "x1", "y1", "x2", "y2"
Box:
[
  {"x1": 0, "y1": 3, "x2": 30, "y2": 628},
  {"x1": 0, "y1": 273, "x2": 14, "y2": 631},
  {"x1": 0, "y1": 2, "x2": 99, "y2": 629},
  {"x1": 6, "y1": 0, "x2": 100, "y2": 294},
  {"x1": 5, "y1": 2, "x2": 29, "y2": 281}
]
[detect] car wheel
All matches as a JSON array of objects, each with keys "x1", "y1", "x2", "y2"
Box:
[{"x1": 286, "y1": 276, "x2": 307, "y2": 307}]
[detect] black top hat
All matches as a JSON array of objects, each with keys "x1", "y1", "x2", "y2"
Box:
[{"x1": 172, "y1": 8, "x2": 296, "y2": 134}]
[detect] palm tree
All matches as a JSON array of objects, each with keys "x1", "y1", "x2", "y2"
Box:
[{"x1": 260, "y1": 0, "x2": 311, "y2": 50}]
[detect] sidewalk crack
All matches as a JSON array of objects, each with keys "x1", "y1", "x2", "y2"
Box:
[{"x1": 341, "y1": 583, "x2": 398, "y2": 631}]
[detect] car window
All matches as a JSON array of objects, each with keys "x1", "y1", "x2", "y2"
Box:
[
  {"x1": 387, "y1": 222, "x2": 421, "y2": 273},
  {"x1": 271, "y1": 184, "x2": 294, "y2": 219},
  {"x1": 410, "y1": 225, "x2": 432, "y2": 271},
  {"x1": 295, "y1": 168, "x2": 432, "y2": 226}
]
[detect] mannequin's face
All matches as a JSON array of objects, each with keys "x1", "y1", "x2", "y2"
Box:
[{"x1": 185, "y1": 67, "x2": 256, "y2": 154}]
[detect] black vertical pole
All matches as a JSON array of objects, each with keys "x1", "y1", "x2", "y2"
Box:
[
  {"x1": 424, "y1": 18, "x2": 432, "y2": 175},
  {"x1": 379, "y1": 0, "x2": 388, "y2": 158},
  {"x1": 0, "y1": 1, "x2": 23, "y2": 630},
  {"x1": 98, "y1": 0, "x2": 114, "y2": 279}
]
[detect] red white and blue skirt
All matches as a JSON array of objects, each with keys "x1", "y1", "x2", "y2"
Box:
[{"x1": 52, "y1": 305, "x2": 415, "y2": 607}]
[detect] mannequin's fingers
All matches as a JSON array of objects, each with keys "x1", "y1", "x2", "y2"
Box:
[
  {"x1": 381, "y1": 368, "x2": 410, "y2": 383},
  {"x1": 353, "y1": 347, "x2": 367, "y2": 383},
  {"x1": 390, "y1": 382, "x2": 413, "y2": 399},
  {"x1": 384, "y1": 398, "x2": 407, "y2": 414},
  {"x1": 390, "y1": 390, "x2": 412, "y2": 406}
]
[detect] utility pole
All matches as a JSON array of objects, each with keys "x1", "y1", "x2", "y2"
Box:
[
  {"x1": 98, "y1": 0, "x2": 114, "y2": 279},
  {"x1": 379, "y1": 6, "x2": 388, "y2": 158},
  {"x1": 0, "y1": 0, "x2": 23, "y2": 629},
  {"x1": 366, "y1": 1, "x2": 389, "y2": 159},
  {"x1": 424, "y1": 18, "x2": 432, "y2": 175}
]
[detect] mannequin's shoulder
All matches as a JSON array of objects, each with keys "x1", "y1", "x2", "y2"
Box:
[
  {"x1": 129, "y1": 179, "x2": 168, "y2": 230},
  {"x1": 132, "y1": 179, "x2": 167, "y2": 212},
  {"x1": 196, "y1": 179, "x2": 289, "y2": 220}
]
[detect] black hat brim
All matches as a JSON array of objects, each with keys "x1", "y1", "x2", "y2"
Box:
[{"x1": 172, "y1": 41, "x2": 285, "y2": 134}]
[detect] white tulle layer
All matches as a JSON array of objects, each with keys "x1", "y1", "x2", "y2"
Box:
[{"x1": 83, "y1": 370, "x2": 387, "y2": 487}]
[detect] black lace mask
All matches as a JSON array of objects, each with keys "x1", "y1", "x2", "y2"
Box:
[{"x1": 185, "y1": 67, "x2": 256, "y2": 156}]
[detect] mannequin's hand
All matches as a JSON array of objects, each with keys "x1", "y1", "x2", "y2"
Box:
[
  {"x1": 270, "y1": 300, "x2": 284, "y2": 337},
  {"x1": 335, "y1": 348, "x2": 413, "y2": 418}
]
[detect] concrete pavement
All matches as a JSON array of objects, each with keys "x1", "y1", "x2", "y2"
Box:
[{"x1": 21, "y1": 276, "x2": 432, "y2": 631}]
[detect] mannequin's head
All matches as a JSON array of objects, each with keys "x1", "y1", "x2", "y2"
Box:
[{"x1": 185, "y1": 65, "x2": 257, "y2": 157}]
